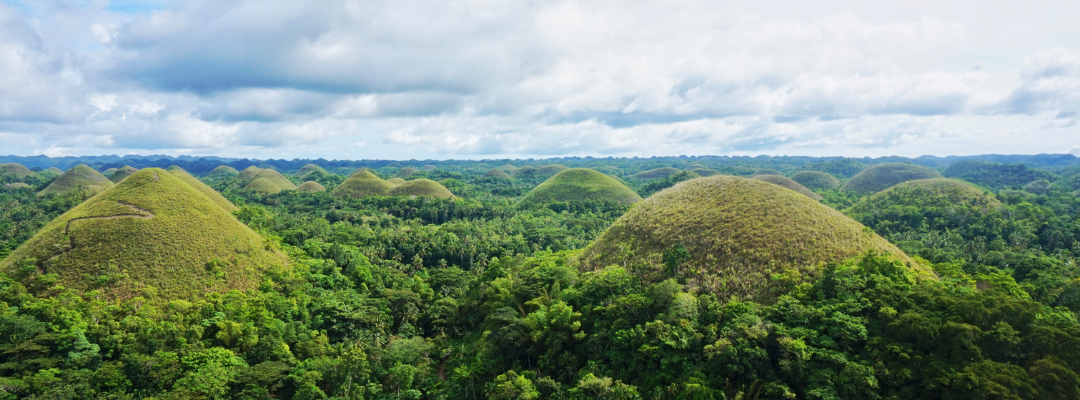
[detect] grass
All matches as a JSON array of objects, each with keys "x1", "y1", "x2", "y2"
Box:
[
  {"x1": 297, "y1": 181, "x2": 327, "y2": 193},
  {"x1": 519, "y1": 168, "x2": 642, "y2": 206},
  {"x1": 239, "y1": 166, "x2": 263, "y2": 181},
  {"x1": 791, "y1": 171, "x2": 841, "y2": 190},
  {"x1": 207, "y1": 165, "x2": 240, "y2": 179},
  {"x1": 387, "y1": 178, "x2": 407, "y2": 185},
  {"x1": 538, "y1": 164, "x2": 568, "y2": 177},
  {"x1": 694, "y1": 169, "x2": 721, "y2": 177},
  {"x1": 296, "y1": 164, "x2": 328, "y2": 179},
  {"x1": 251, "y1": 169, "x2": 298, "y2": 190},
  {"x1": 840, "y1": 163, "x2": 942, "y2": 194},
  {"x1": 753, "y1": 174, "x2": 823, "y2": 200},
  {"x1": 845, "y1": 178, "x2": 1001, "y2": 215},
  {"x1": 1, "y1": 164, "x2": 35, "y2": 180},
  {"x1": 331, "y1": 170, "x2": 394, "y2": 198},
  {"x1": 578, "y1": 175, "x2": 923, "y2": 303},
  {"x1": 389, "y1": 179, "x2": 455, "y2": 198},
  {"x1": 0, "y1": 168, "x2": 288, "y2": 302},
  {"x1": 37, "y1": 165, "x2": 115, "y2": 197},
  {"x1": 484, "y1": 169, "x2": 513, "y2": 179},
  {"x1": 4, "y1": 183, "x2": 33, "y2": 190},
  {"x1": 511, "y1": 166, "x2": 539, "y2": 179},
  {"x1": 108, "y1": 166, "x2": 139, "y2": 183},
  {"x1": 395, "y1": 167, "x2": 420, "y2": 178},
  {"x1": 246, "y1": 178, "x2": 282, "y2": 195},
  {"x1": 752, "y1": 169, "x2": 782, "y2": 176},
  {"x1": 633, "y1": 167, "x2": 681, "y2": 180},
  {"x1": 167, "y1": 166, "x2": 239, "y2": 212}
]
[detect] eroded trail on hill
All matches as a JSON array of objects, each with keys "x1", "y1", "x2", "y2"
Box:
[{"x1": 55, "y1": 201, "x2": 156, "y2": 255}]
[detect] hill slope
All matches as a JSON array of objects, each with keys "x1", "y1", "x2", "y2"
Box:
[
  {"x1": 483, "y1": 169, "x2": 513, "y2": 179},
  {"x1": 251, "y1": 169, "x2": 297, "y2": 190},
  {"x1": 847, "y1": 178, "x2": 1001, "y2": 214},
  {"x1": 37, "y1": 165, "x2": 115, "y2": 197},
  {"x1": 753, "y1": 175, "x2": 823, "y2": 200},
  {"x1": 942, "y1": 160, "x2": 1053, "y2": 189},
  {"x1": 238, "y1": 166, "x2": 262, "y2": 181},
  {"x1": 520, "y1": 168, "x2": 641, "y2": 206},
  {"x1": 579, "y1": 175, "x2": 919, "y2": 302},
  {"x1": 108, "y1": 166, "x2": 139, "y2": 183},
  {"x1": 166, "y1": 167, "x2": 239, "y2": 212},
  {"x1": 633, "y1": 167, "x2": 681, "y2": 180},
  {"x1": 246, "y1": 178, "x2": 282, "y2": 195},
  {"x1": 332, "y1": 170, "x2": 394, "y2": 198},
  {"x1": 297, "y1": 181, "x2": 326, "y2": 193},
  {"x1": 1, "y1": 163, "x2": 36, "y2": 182},
  {"x1": 389, "y1": 179, "x2": 455, "y2": 198},
  {"x1": 840, "y1": 163, "x2": 942, "y2": 194},
  {"x1": 206, "y1": 165, "x2": 240, "y2": 180},
  {"x1": 790, "y1": 171, "x2": 841, "y2": 190},
  {"x1": 0, "y1": 168, "x2": 288, "y2": 301},
  {"x1": 296, "y1": 164, "x2": 328, "y2": 179}
]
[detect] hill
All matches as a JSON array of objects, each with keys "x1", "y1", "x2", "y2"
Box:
[
  {"x1": 0, "y1": 168, "x2": 288, "y2": 301},
  {"x1": 840, "y1": 163, "x2": 942, "y2": 194},
  {"x1": 251, "y1": 169, "x2": 297, "y2": 190},
  {"x1": 511, "y1": 166, "x2": 539, "y2": 179},
  {"x1": 753, "y1": 174, "x2": 823, "y2": 200},
  {"x1": 166, "y1": 167, "x2": 239, "y2": 212},
  {"x1": 206, "y1": 165, "x2": 240, "y2": 180},
  {"x1": 495, "y1": 164, "x2": 518, "y2": 172},
  {"x1": 37, "y1": 167, "x2": 63, "y2": 179},
  {"x1": 537, "y1": 164, "x2": 568, "y2": 177},
  {"x1": 108, "y1": 166, "x2": 139, "y2": 183},
  {"x1": 483, "y1": 169, "x2": 513, "y2": 179},
  {"x1": 847, "y1": 178, "x2": 1001, "y2": 215},
  {"x1": 942, "y1": 160, "x2": 1054, "y2": 190},
  {"x1": 387, "y1": 177, "x2": 406, "y2": 185},
  {"x1": 246, "y1": 178, "x2": 282, "y2": 195},
  {"x1": 296, "y1": 164, "x2": 328, "y2": 179},
  {"x1": 790, "y1": 171, "x2": 841, "y2": 190},
  {"x1": 394, "y1": 167, "x2": 420, "y2": 178},
  {"x1": 238, "y1": 166, "x2": 262, "y2": 181},
  {"x1": 633, "y1": 167, "x2": 681, "y2": 180},
  {"x1": 694, "y1": 169, "x2": 721, "y2": 177},
  {"x1": 389, "y1": 179, "x2": 455, "y2": 198},
  {"x1": 331, "y1": 170, "x2": 394, "y2": 198},
  {"x1": 519, "y1": 169, "x2": 641, "y2": 206},
  {"x1": 297, "y1": 181, "x2": 327, "y2": 193},
  {"x1": 37, "y1": 165, "x2": 115, "y2": 197},
  {"x1": 0, "y1": 163, "x2": 36, "y2": 181},
  {"x1": 752, "y1": 169, "x2": 782, "y2": 176},
  {"x1": 578, "y1": 175, "x2": 919, "y2": 302}
]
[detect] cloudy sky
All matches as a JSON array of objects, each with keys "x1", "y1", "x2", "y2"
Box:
[{"x1": 1, "y1": 0, "x2": 1079, "y2": 159}]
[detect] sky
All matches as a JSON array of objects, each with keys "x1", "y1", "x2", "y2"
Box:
[{"x1": 1, "y1": 0, "x2": 1079, "y2": 160}]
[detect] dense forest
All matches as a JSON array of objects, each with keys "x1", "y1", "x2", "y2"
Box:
[{"x1": 1, "y1": 155, "x2": 1080, "y2": 399}]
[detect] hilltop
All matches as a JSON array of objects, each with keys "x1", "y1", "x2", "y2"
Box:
[
  {"x1": 296, "y1": 164, "x2": 328, "y2": 179},
  {"x1": 519, "y1": 168, "x2": 641, "y2": 206},
  {"x1": 251, "y1": 169, "x2": 297, "y2": 190},
  {"x1": 753, "y1": 175, "x2": 823, "y2": 200},
  {"x1": 37, "y1": 165, "x2": 115, "y2": 197},
  {"x1": 840, "y1": 163, "x2": 942, "y2": 194},
  {"x1": 389, "y1": 179, "x2": 455, "y2": 198},
  {"x1": 633, "y1": 167, "x2": 681, "y2": 180},
  {"x1": 246, "y1": 178, "x2": 282, "y2": 195},
  {"x1": 0, "y1": 163, "x2": 36, "y2": 182},
  {"x1": 387, "y1": 177, "x2": 407, "y2": 185},
  {"x1": 578, "y1": 175, "x2": 919, "y2": 302},
  {"x1": 332, "y1": 170, "x2": 394, "y2": 198},
  {"x1": 297, "y1": 181, "x2": 327, "y2": 193},
  {"x1": 790, "y1": 171, "x2": 841, "y2": 190},
  {"x1": 847, "y1": 178, "x2": 1001, "y2": 215},
  {"x1": 239, "y1": 166, "x2": 263, "y2": 181},
  {"x1": 0, "y1": 168, "x2": 288, "y2": 301},
  {"x1": 166, "y1": 166, "x2": 239, "y2": 212},
  {"x1": 206, "y1": 165, "x2": 240, "y2": 180},
  {"x1": 108, "y1": 166, "x2": 139, "y2": 183},
  {"x1": 483, "y1": 169, "x2": 513, "y2": 179},
  {"x1": 395, "y1": 167, "x2": 420, "y2": 178}
]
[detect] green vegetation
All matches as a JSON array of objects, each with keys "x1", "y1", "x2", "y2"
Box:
[
  {"x1": 693, "y1": 168, "x2": 720, "y2": 176},
  {"x1": 1025, "y1": 179, "x2": 1052, "y2": 194},
  {"x1": 0, "y1": 163, "x2": 36, "y2": 181},
  {"x1": 296, "y1": 181, "x2": 326, "y2": 193},
  {"x1": 331, "y1": 170, "x2": 394, "y2": 198},
  {"x1": 388, "y1": 178, "x2": 455, "y2": 198},
  {"x1": 639, "y1": 170, "x2": 700, "y2": 197},
  {"x1": 207, "y1": 165, "x2": 240, "y2": 180},
  {"x1": 238, "y1": 166, "x2": 262, "y2": 181},
  {"x1": 848, "y1": 178, "x2": 1001, "y2": 214},
  {"x1": 537, "y1": 164, "x2": 568, "y2": 177},
  {"x1": 519, "y1": 168, "x2": 641, "y2": 206},
  {"x1": 753, "y1": 174, "x2": 823, "y2": 200},
  {"x1": 943, "y1": 160, "x2": 1054, "y2": 189},
  {"x1": 251, "y1": 169, "x2": 297, "y2": 190},
  {"x1": 246, "y1": 178, "x2": 282, "y2": 195},
  {"x1": 394, "y1": 167, "x2": 419, "y2": 178},
  {"x1": 790, "y1": 170, "x2": 841, "y2": 190},
  {"x1": 295, "y1": 164, "x2": 328, "y2": 179},
  {"x1": 511, "y1": 165, "x2": 539, "y2": 179},
  {"x1": 0, "y1": 168, "x2": 287, "y2": 301},
  {"x1": 580, "y1": 175, "x2": 919, "y2": 301},
  {"x1": 840, "y1": 163, "x2": 942, "y2": 194},
  {"x1": 36, "y1": 165, "x2": 115, "y2": 197},
  {"x1": 420, "y1": 164, "x2": 437, "y2": 172},
  {"x1": 386, "y1": 177, "x2": 406, "y2": 185},
  {"x1": 805, "y1": 158, "x2": 867, "y2": 178},
  {"x1": 632, "y1": 167, "x2": 681, "y2": 180},
  {"x1": 3, "y1": 182, "x2": 32, "y2": 190},
  {"x1": 167, "y1": 167, "x2": 239, "y2": 212},
  {"x1": 752, "y1": 168, "x2": 782, "y2": 176},
  {"x1": 107, "y1": 165, "x2": 138, "y2": 183},
  {"x1": 484, "y1": 168, "x2": 513, "y2": 179}
]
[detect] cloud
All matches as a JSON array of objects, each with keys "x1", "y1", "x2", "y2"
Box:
[{"x1": 0, "y1": 0, "x2": 1078, "y2": 159}]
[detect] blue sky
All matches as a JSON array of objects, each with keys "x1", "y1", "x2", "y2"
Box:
[{"x1": 1, "y1": 0, "x2": 1079, "y2": 159}]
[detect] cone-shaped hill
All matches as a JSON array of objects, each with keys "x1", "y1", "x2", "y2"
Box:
[
  {"x1": 791, "y1": 171, "x2": 841, "y2": 190},
  {"x1": 1, "y1": 163, "x2": 36, "y2": 181},
  {"x1": 251, "y1": 169, "x2": 297, "y2": 190},
  {"x1": 519, "y1": 169, "x2": 641, "y2": 206},
  {"x1": 296, "y1": 164, "x2": 328, "y2": 179},
  {"x1": 297, "y1": 181, "x2": 326, "y2": 193},
  {"x1": 37, "y1": 165, "x2": 115, "y2": 197},
  {"x1": 386, "y1": 177, "x2": 406, "y2": 185},
  {"x1": 108, "y1": 166, "x2": 139, "y2": 183},
  {"x1": 633, "y1": 167, "x2": 681, "y2": 180},
  {"x1": 395, "y1": 167, "x2": 420, "y2": 178},
  {"x1": 246, "y1": 178, "x2": 282, "y2": 195},
  {"x1": 332, "y1": 170, "x2": 394, "y2": 198},
  {"x1": 538, "y1": 164, "x2": 568, "y2": 177},
  {"x1": 207, "y1": 165, "x2": 240, "y2": 180},
  {"x1": 578, "y1": 175, "x2": 921, "y2": 302},
  {"x1": 846, "y1": 178, "x2": 1001, "y2": 216},
  {"x1": 166, "y1": 166, "x2": 238, "y2": 212},
  {"x1": 0, "y1": 169, "x2": 288, "y2": 301},
  {"x1": 389, "y1": 179, "x2": 455, "y2": 198},
  {"x1": 753, "y1": 175, "x2": 823, "y2": 200},
  {"x1": 841, "y1": 163, "x2": 942, "y2": 194},
  {"x1": 238, "y1": 166, "x2": 262, "y2": 181},
  {"x1": 483, "y1": 169, "x2": 513, "y2": 179}
]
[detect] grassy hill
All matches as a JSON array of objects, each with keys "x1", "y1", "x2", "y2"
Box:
[
  {"x1": 332, "y1": 170, "x2": 394, "y2": 198},
  {"x1": 538, "y1": 164, "x2": 568, "y2": 177},
  {"x1": 37, "y1": 165, "x2": 115, "y2": 197},
  {"x1": 394, "y1": 167, "x2": 420, "y2": 178},
  {"x1": 251, "y1": 169, "x2": 297, "y2": 190},
  {"x1": 1, "y1": 163, "x2": 36, "y2": 181},
  {"x1": 633, "y1": 167, "x2": 681, "y2": 180},
  {"x1": 389, "y1": 179, "x2": 455, "y2": 198},
  {"x1": 296, "y1": 164, "x2": 328, "y2": 179},
  {"x1": 752, "y1": 169, "x2": 782, "y2": 176},
  {"x1": 246, "y1": 178, "x2": 282, "y2": 195},
  {"x1": 840, "y1": 163, "x2": 942, "y2": 194},
  {"x1": 0, "y1": 168, "x2": 288, "y2": 301},
  {"x1": 108, "y1": 166, "x2": 139, "y2": 183},
  {"x1": 166, "y1": 166, "x2": 239, "y2": 212},
  {"x1": 791, "y1": 171, "x2": 841, "y2": 190},
  {"x1": 511, "y1": 166, "x2": 539, "y2": 179},
  {"x1": 239, "y1": 166, "x2": 262, "y2": 181},
  {"x1": 846, "y1": 178, "x2": 1001, "y2": 215},
  {"x1": 483, "y1": 169, "x2": 513, "y2": 179},
  {"x1": 578, "y1": 175, "x2": 920, "y2": 302},
  {"x1": 297, "y1": 181, "x2": 327, "y2": 193},
  {"x1": 207, "y1": 165, "x2": 240, "y2": 180},
  {"x1": 387, "y1": 178, "x2": 406, "y2": 185},
  {"x1": 519, "y1": 168, "x2": 641, "y2": 206},
  {"x1": 753, "y1": 174, "x2": 823, "y2": 200}
]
